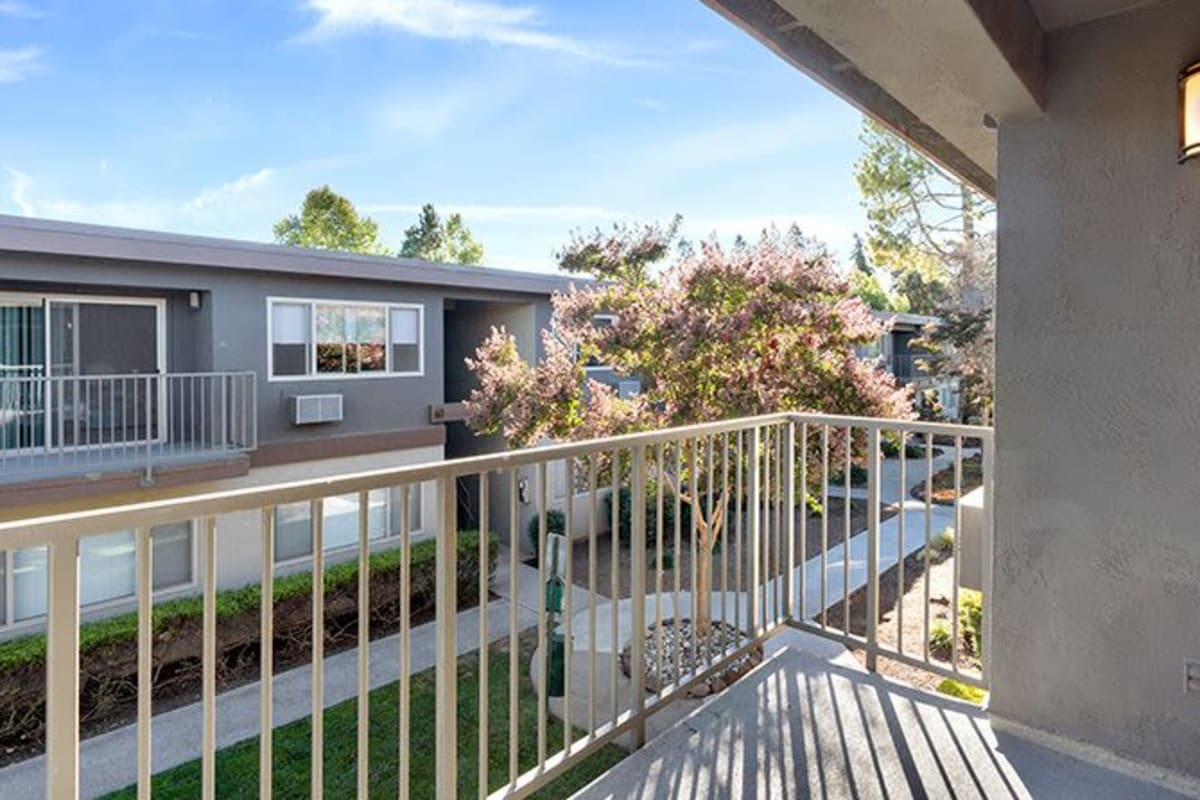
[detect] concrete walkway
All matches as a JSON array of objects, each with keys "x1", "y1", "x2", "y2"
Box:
[
  {"x1": 1, "y1": 555, "x2": 547, "y2": 800},
  {"x1": 542, "y1": 454, "x2": 957, "y2": 746},
  {"x1": 825, "y1": 446, "x2": 975, "y2": 503},
  {"x1": 568, "y1": 627, "x2": 1197, "y2": 800}
]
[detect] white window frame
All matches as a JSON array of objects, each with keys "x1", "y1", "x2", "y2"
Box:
[
  {"x1": 266, "y1": 296, "x2": 425, "y2": 382},
  {"x1": 583, "y1": 313, "x2": 617, "y2": 372},
  {"x1": 0, "y1": 521, "x2": 197, "y2": 633}
]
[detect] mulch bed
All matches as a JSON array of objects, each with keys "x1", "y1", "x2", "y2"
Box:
[
  {"x1": 824, "y1": 547, "x2": 981, "y2": 689},
  {"x1": 909, "y1": 454, "x2": 983, "y2": 505},
  {"x1": 619, "y1": 619, "x2": 762, "y2": 698}
]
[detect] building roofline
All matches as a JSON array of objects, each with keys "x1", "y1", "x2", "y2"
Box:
[
  {"x1": 873, "y1": 310, "x2": 942, "y2": 328},
  {"x1": 0, "y1": 213, "x2": 582, "y2": 296}
]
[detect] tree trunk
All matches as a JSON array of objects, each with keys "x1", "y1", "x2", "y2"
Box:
[{"x1": 695, "y1": 537, "x2": 712, "y2": 636}]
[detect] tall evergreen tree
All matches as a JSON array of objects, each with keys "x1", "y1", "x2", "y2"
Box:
[{"x1": 399, "y1": 203, "x2": 484, "y2": 265}]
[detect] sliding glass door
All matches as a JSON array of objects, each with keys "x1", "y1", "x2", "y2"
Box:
[
  {"x1": 0, "y1": 293, "x2": 165, "y2": 453},
  {"x1": 0, "y1": 300, "x2": 46, "y2": 450},
  {"x1": 47, "y1": 300, "x2": 163, "y2": 448}
]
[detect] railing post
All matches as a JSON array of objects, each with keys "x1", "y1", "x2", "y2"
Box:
[
  {"x1": 783, "y1": 420, "x2": 796, "y2": 622},
  {"x1": 865, "y1": 428, "x2": 881, "y2": 672},
  {"x1": 45, "y1": 538, "x2": 80, "y2": 800},
  {"x1": 629, "y1": 445, "x2": 647, "y2": 748},
  {"x1": 434, "y1": 474, "x2": 458, "y2": 800},
  {"x1": 982, "y1": 430, "x2": 995, "y2": 688},
  {"x1": 747, "y1": 426, "x2": 761, "y2": 637},
  {"x1": 143, "y1": 375, "x2": 153, "y2": 484}
]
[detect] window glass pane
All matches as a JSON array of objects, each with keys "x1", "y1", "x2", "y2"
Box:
[
  {"x1": 275, "y1": 501, "x2": 313, "y2": 561},
  {"x1": 79, "y1": 531, "x2": 136, "y2": 607},
  {"x1": 153, "y1": 522, "x2": 193, "y2": 589},
  {"x1": 272, "y1": 303, "x2": 310, "y2": 376},
  {"x1": 322, "y1": 494, "x2": 360, "y2": 551},
  {"x1": 315, "y1": 304, "x2": 348, "y2": 374},
  {"x1": 0, "y1": 550, "x2": 6, "y2": 624},
  {"x1": 354, "y1": 308, "x2": 387, "y2": 374},
  {"x1": 408, "y1": 483, "x2": 424, "y2": 532},
  {"x1": 386, "y1": 484, "x2": 425, "y2": 535},
  {"x1": 12, "y1": 547, "x2": 46, "y2": 621},
  {"x1": 368, "y1": 489, "x2": 389, "y2": 540},
  {"x1": 390, "y1": 308, "x2": 421, "y2": 373}
]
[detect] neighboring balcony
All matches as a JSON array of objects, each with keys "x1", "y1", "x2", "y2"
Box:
[
  {"x1": 0, "y1": 371, "x2": 257, "y2": 484},
  {"x1": 883, "y1": 353, "x2": 945, "y2": 383}
]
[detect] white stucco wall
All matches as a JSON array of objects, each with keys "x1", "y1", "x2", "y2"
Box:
[{"x1": 993, "y1": 0, "x2": 1200, "y2": 777}]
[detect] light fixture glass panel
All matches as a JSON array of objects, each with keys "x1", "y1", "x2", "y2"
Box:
[{"x1": 1181, "y1": 63, "x2": 1200, "y2": 162}]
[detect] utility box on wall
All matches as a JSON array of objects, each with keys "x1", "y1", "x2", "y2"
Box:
[{"x1": 290, "y1": 394, "x2": 344, "y2": 426}]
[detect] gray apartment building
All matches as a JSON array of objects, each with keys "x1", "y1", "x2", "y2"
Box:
[{"x1": 0, "y1": 214, "x2": 576, "y2": 634}]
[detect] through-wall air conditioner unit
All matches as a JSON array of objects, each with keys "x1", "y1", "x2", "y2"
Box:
[{"x1": 290, "y1": 394, "x2": 343, "y2": 425}]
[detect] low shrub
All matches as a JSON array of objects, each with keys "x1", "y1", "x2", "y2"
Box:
[
  {"x1": 881, "y1": 433, "x2": 903, "y2": 459},
  {"x1": 959, "y1": 589, "x2": 984, "y2": 657},
  {"x1": 526, "y1": 509, "x2": 567, "y2": 557},
  {"x1": 928, "y1": 620, "x2": 953, "y2": 657},
  {"x1": 0, "y1": 531, "x2": 497, "y2": 762},
  {"x1": 830, "y1": 464, "x2": 869, "y2": 487},
  {"x1": 607, "y1": 480, "x2": 692, "y2": 548},
  {"x1": 929, "y1": 527, "x2": 955, "y2": 557},
  {"x1": 936, "y1": 678, "x2": 985, "y2": 704},
  {"x1": 905, "y1": 441, "x2": 930, "y2": 459}
]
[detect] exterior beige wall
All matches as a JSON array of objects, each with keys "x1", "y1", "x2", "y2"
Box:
[
  {"x1": 993, "y1": 0, "x2": 1200, "y2": 777},
  {"x1": 212, "y1": 445, "x2": 443, "y2": 590}
]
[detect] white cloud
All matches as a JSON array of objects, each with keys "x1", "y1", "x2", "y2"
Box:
[
  {"x1": 637, "y1": 114, "x2": 838, "y2": 175},
  {"x1": 4, "y1": 167, "x2": 36, "y2": 215},
  {"x1": 3, "y1": 167, "x2": 281, "y2": 238},
  {"x1": 298, "y1": 0, "x2": 651, "y2": 66},
  {"x1": 0, "y1": 46, "x2": 43, "y2": 83},
  {"x1": 371, "y1": 71, "x2": 527, "y2": 138},
  {"x1": 635, "y1": 97, "x2": 668, "y2": 113},
  {"x1": 189, "y1": 167, "x2": 276, "y2": 209},
  {"x1": 0, "y1": 2, "x2": 43, "y2": 18}
]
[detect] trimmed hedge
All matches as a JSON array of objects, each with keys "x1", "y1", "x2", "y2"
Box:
[
  {"x1": 0, "y1": 531, "x2": 497, "y2": 762},
  {"x1": 607, "y1": 481, "x2": 690, "y2": 548},
  {"x1": 526, "y1": 509, "x2": 566, "y2": 557}
]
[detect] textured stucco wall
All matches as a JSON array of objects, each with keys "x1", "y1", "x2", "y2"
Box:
[{"x1": 992, "y1": 0, "x2": 1200, "y2": 776}]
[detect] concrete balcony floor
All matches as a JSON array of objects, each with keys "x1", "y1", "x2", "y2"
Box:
[{"x1": 569, "y1": 629, "x2": 1193, "y2": 800}]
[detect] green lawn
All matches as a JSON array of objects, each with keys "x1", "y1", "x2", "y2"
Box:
[{"x1": 102, "y1": 629, "x2": 626, "y2": 799}]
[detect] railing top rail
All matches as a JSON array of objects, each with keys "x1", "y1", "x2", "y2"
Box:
[
  {"x1": 789, "y1": 411, "x2": 990, "y2": 439},
  {"x1": 0, "y1": 410, "x2": 990, "y2": 546},
  {"x1": 0, "y1": 370, "x2": 255, "y2": 381}
]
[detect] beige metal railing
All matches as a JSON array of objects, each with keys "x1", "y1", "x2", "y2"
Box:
[
  {"x1": 0, "y1": 371, "x2": 257, "y2": 482},
  {"x1": 0, "y1": 411, "x2": 991, "y2": 800}
]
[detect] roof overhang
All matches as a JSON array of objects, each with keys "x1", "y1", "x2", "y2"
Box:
[
  {"x1": 701, "y1": 0, "x2": 1052, "y2": 198},
  {"x1": 0, "y1": 214, "x2": 579, "y2": 296}
]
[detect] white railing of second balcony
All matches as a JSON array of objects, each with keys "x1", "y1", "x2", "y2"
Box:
[
  {"x1": 0, "y1": 371, "x2": 257, "y2": 482},
  {"x1": 0, "y1": 411, "x2": 991, "y2": 800}
]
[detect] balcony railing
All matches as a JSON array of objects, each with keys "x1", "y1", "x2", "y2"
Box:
[
  {"x1": 0, "y1": 411, "x2": 991, "y2": 800},
  {"x1": 881, "y1": 353, "x2": 948, "y2": 382},
  {"x1": 0, "y1": 371, "x2": 257, "y2": 482}
]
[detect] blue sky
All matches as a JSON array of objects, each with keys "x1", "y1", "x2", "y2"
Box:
[{"x1": 0, "y1": 0, "x2": 869, "y2": 273}]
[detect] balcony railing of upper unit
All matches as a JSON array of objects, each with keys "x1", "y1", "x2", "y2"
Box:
[
  {"x1": 0, "y1": 411, "x2": 991, "y2": 800},
  {"x1": 0, "y1": 371, "x2": 257, "y2": 483}
]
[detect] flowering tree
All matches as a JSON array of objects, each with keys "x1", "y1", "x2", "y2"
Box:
[{"x1": 465, "y1": 220, "x2": 911, "y2": 633}]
